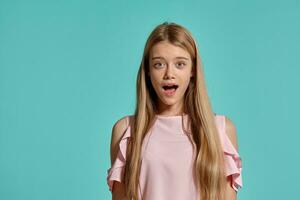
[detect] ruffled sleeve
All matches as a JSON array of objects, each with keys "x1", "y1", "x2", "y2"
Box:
[
  {"x1": 106, "y1": 116, "x2": 132, "y2": 192},
  {"x1": 216, "y1": 115, "x2": 243, "y2": 192}
]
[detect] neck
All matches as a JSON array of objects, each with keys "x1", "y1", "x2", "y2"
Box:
[{"x1": 156, "y1": 100, "x2": 185, "y2": 116}]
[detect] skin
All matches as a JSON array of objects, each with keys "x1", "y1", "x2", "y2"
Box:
[
  {"x1": 148, "y1": 41, "x2": 194, "y2": 116},
  {"x1": 109, "y1": 41, "x2": 240, "y2": 200}
]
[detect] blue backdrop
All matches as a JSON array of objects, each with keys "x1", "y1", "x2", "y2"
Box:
[{"x1": 1, "y1": 0, "x2": 299, "y2": 199}]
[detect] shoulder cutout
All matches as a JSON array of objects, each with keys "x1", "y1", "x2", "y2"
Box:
[
  {"x1": 224, "y1": 116, "x2": 239, "y2": 152},
  {"x1": 220, "y1": 115, "x2": 243, "y2": 192},
  {"x1": 110, "y1": 115, "x2": 130, "y2": 166},
  {"x1": 107, "y1": 116, "x2": 132, "y2": 192}
]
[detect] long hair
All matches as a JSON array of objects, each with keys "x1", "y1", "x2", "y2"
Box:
[{"x1": 123, "y1": 22, "x2": 227, "y2": 200}]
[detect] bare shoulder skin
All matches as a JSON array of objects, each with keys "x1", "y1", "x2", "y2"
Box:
[
  {"x1": 109, "y1": 116, "x2": 128, "y2": 200},
  {"x1": 224, "y1": 116, "x2": 239, "y2": 200}
]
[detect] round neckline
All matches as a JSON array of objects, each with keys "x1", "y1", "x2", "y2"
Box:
[{"x1": 155, "y1": 113, "x2": 188, "y2": 118}]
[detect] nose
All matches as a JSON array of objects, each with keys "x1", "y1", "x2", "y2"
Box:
[{"x1": 164, "y1": 64, "x2": 175, "y2": 79}]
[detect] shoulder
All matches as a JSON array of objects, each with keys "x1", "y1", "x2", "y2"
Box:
[
  {"x1": 224, "y1": 115, "x2": 239, "y2": 151},
  {"x1": 112, "y1": 115, "x2": 130, "y2": 136},
  {"x1": 111, "y1": 115, "x2": 133, "y2": 143},
  {"x1": 109, "y1": 115, "x2": 132, "y2": 165}
]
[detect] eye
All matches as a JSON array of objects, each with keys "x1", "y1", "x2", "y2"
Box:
[
  {"x1": 176, "y1": 62, "x2": 186, "y2": 68},
  {"x1": 153, "y1": 62, "x2": 164, "y2": 68}
]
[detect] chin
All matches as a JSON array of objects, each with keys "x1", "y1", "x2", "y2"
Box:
[{"x1": 161, "y1": 98, "x2": 180, "y2": 106}]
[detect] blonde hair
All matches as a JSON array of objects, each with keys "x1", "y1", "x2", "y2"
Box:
[{"x1": 124, "y1": 22, "x2": 226, "y2": 200}]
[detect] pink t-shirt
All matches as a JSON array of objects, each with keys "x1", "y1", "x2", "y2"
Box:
[{"x1": 106, "y1": 114, "x2": 243, "y2": 199}]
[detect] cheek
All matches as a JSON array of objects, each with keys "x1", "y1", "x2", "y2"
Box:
[
  {"x1": 180, "y1": 77, "x2": 192, "y2": 92},
  {"x1": 149, "y1": 74, "x2": 161, "y2": 91}
]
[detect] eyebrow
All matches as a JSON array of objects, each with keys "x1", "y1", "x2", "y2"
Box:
[{"x1": 151, "y1": 56, "x2": 189, "y2": 60}]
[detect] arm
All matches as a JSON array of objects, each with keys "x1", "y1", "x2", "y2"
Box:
[
  {"x1": 224, "y1": 116, "x2": 239, "y2": 200},
  {"x1": 112, "y1": 182, "x2": 127, "y2": 200},
  {"x1": 110, "y1": 117, "x2": 128, "y2": 200}
]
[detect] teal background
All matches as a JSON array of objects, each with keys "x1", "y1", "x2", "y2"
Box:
[{"x1": 0, "y1": 0, "x2": 299, "y2": 199}]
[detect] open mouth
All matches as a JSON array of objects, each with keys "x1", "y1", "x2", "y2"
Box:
[
  {"x1": 162, "y1": 84, "x2": 179, "y2": 96},
  {"x1": 162, "y1": 85, "x2": 179, "y2": 90}
]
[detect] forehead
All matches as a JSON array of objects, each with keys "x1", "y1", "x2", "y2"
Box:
[{"x1": 150, "y1": 41, "x2": 191, "y2": 60}]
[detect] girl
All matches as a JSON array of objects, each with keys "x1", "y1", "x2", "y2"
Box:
[{"x1": 106, "y1": 22, "x2": 243, "y2": 200}]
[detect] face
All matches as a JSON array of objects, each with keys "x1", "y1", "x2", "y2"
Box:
[{"x1": 148, "y1": 41, "x2": 194, "y2": 113}]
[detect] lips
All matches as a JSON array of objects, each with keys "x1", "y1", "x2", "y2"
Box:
[
  {"x1": 161, "y1": 83, "x2": 179, "y2": 90},
  {"x1": 161, "y1": 83, "x2": 179, "y2": 97}
]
